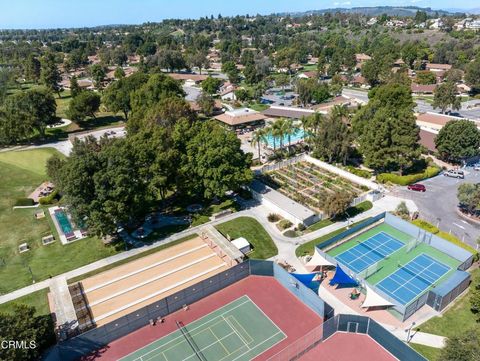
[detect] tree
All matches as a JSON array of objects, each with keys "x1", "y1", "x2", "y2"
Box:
[
  {"x1": 415, "y1": 71, "x2": 436, "y2": 85},
  {"x1": 353, "y1": 83, "x2": 420, "y2": 172},
  {"x1": 439, "y1": 328, "x2": 480, "y2": 361},
  {"x1": 149, "y1": 49, "x2": 186, "y2": 72},
  {"x1": 41, "y1": 52, "x2": 63, "y2": 97},
  {"x1": 196, "y1": 91, "x2": 215, "y2": 116},
  {"x1": 70, "y1": 76, "x2": 81, "y2": 98},
  {"x1": 465, "y1": 58, "x2": 480, "y2": 93},
  {"x1": 323, "y1": 191, "x2": 354, "y2": 218},
  {"x1": 114, "y1": 67, "x2": 126, "y2": 79},
  {"x1": 275, "y1": 74, "x2": 290, "y2": 91},
  {"x1": 395, "y1": 201, "x2": 410, "y2": 220},
  {"x1": 312, "y1": 111, "x2": 351, "y2": 164},
  {"x1": 24, "y1": 54, "x2": 41, "y2": 83},
  {"x1": 90, "y1": 64, "x2": 107, "y2": 89},
  {"x1": 244, "y1": 63, "x2": 259, "y2": 85},
  {"x1": 180, "y1": 121, "x2": 253, "y2": 199},
  {"x1": 67, "y1": 91, "x2": 101, "y2": 122},
  {"x1": 433, "y1": 81, "x2": 461, "y2": 114},
  {"x1": 222, "y1": 61, "x2": 240, "y2": 84},
  {"x1": 435, "y1": 120, "x2": 480, "y2": 163},
  {"x1": 251, "y1": 128, "x2": 267, "y2": 160},
  {"x1": 234, "y1": 88, "x2": 250, "y2": 102},
  {"x1": 296, "y1": 78, "x2": 316, "y2": 106},
  {"x1": 201, "y1": 76, "x2": 222, "y2": 95},
  {"x1": 471, "y1": 272, "x2": 480, "y2": 321},
  {"x1": 102, "y1": 72, "x2": 149, "y2": 120},
  {"x1": 0, "y1": 88, "x2": 57, "y2": 142},
  {"x1": 187, "y1": 51, "x2": 209, "y2": 74},
  {"x1": 0, "y1": 305, "x2": 55, "y2": 361},
  {"x1": 457, "y1": 183, "x2": 480, "y2": 215},
  {"x1": 130, "y1": 73, "x2": 184, "y2": 119}
]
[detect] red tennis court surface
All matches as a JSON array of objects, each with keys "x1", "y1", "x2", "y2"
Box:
[
  {"x1": 299, "y1": 333, "x2": 397, "y2": 361},
  {"x1": 84, "y1": 275, "x2": 324, "y2": 361}
]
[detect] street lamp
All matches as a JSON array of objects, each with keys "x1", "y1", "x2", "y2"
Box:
[{"x1": 405, "y1": 322, "x2": 416, "y2": 343}]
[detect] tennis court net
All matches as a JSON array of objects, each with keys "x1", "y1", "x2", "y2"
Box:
[
  {"x1": 397, "y1": 263, "x2": 437, "y2": 285},
  {"x1": 176, "y1": 321, "x2": 208, "y2": 361},
  {"x1": 359, "y1": 241, "x2": 390, "y2": 258}
]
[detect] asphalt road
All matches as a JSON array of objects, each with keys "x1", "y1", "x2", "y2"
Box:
[
  {"x1": 342, "y1": 88, "x2": 480, "y2": 121},
  {"x1": 390, "y1": 169, "x2": 480, "y2": 247}
]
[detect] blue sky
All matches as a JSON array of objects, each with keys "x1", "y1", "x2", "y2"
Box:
[{"x1": 0, "y1": 0, "x2": 475, "y2": 29}]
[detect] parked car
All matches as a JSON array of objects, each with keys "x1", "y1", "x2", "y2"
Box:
[
  {"x1": 473, "y1": 163, "x2": 480, "y2": 171},
  {"x1": 444, "y1": 170, "x2": 465, "y2": 179},
  {"x1": 407, "y1": 183, "x2": 426, "y2": 192}
]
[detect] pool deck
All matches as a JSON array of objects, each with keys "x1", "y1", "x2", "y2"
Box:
[{"x1": 48, "y1": 206, "x2": 86, "y2": 245}]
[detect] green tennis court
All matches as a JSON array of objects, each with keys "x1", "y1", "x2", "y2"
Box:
[{"x1": 120, "y1": 296, "x2": 286, "y2": 361}]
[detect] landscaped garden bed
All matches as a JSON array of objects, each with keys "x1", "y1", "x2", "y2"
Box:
[{"x1": 258, "y1": 161, "x2": 369, "y2": 214}]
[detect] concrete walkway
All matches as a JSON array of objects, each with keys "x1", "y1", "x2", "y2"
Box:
[
  {"x1": 318, "y1": 283, "x2": 446, "y2": 348},
  {"x1": 49, "y1": 276, "x2": 78, "y2": 332}
]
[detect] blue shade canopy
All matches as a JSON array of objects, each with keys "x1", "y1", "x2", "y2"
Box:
[
  {"x1": 329, "y1": 265, "x2": 358, "y2": 286},
  {"x1": 291, "y1": 273, "x2": 316, "y2": 286}
]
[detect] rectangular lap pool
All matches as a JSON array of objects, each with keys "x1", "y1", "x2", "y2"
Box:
[
  {"x1": 54, "y1": 209, "x2": 74, "y2": 235},
  {"x1": 264, "y1": 128, "x2": 306, "y2": 149}
]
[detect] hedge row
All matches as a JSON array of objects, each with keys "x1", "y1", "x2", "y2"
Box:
[
  {"x1": 377, "y1": 166, "x2": 441, "y2": 186},
  {"x1": 39, "y1": 190, "x2": 59, "y2": 205},
  {"x1": 14, "y1": 198, "x2": 34, "y2": 207},
  {"x1": 412, "y1": 219, "x2": 479, "y2": 261},
  {"x1": 345, "y1": 166, "x2": 372, "y2": 179}
]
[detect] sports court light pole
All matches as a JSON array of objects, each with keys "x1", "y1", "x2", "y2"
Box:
[{"x1": 405, "y1": 321, "x2": 416, "y2": 343}]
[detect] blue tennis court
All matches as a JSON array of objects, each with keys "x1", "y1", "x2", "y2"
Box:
[
  {"x1": 376, "y1": 254, "x2": 451, "y2": 305},
  {"x1": 335, "y1": 232, "x2": 405, "y2": 273}
]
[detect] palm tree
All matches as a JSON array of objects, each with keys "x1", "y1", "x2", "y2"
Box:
[
  {"x1": 271, "y1": 119, "x2": 285, "y2": 151},
  {"x1": 283, "y1": 118, "x2": 296, "y2": 151},
  {"x1": 251, "y1": 128, "x2": 267, "y2": 161}
]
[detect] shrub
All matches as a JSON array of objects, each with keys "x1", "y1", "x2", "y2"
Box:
[
  {"x1": 267, "y1": 213, "x2": 281, "y2": 222},
  {"x1": 39, "y1": 190, "x2": 59, "y2": 205},
  {"x1": 395, "y1": 201, "x2": 410, "y2": 220},
  {"x1": 377, "y1": 166, "x2": 441, "y2": 186},
  {"x1": 283, "y1": 230, "x2": 297, "y2": 237},
  {"x1": 14, "y1": 198, "x2": 34, "y2": 207},
  {"x1": 278, "y1": 219, "x2": 293, "y2": 230},
  {"x1": 297, "y1": 223, "x2": 306, "y2": 232},
  {"x1": 345, "y1": 166, "x2": 371, "y2": 179}
]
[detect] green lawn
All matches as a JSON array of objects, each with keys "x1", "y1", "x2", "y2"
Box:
[
  {"x1": 0, "y1": 289, "x2": 50, "y2": 317},
  {"x1": 306, "y1": 218, "x2": 334, "y2": 232},
  {"x1": 411, "y1": 343, "x2": 441, "y2": 361},
  {"x1": 215, "y1": 217, "x2": 277, "y2": 259},
  {"x1": 0, "y1": 149, "x2": 122, "y2": 293},
  {"x1": 191, "y1": 199, "x2": 240, "y2": 227},
  {"x1": 418, "y1": 268, "x2": 480, "y2": 338}
]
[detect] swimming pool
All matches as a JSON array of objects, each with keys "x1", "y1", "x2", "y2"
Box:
[
  {"x1": 264, "y1": 128, "x2": 306, "y2": 149},
  {"x1": 54, "y1": 210, "x2": 74, "y2": 235}
]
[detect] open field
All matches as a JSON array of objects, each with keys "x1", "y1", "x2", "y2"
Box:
[
  {"x1": 0, "y1": 149, "x2": 121, "y2": 293},
  {"x1": 259, "y1": 161, "x2": 368, "y2": 214},
  {"x1": 215, "y1": 217, "x2": 277, "y2": 259},
  {"x1": 0, "y1": 288, "x2": 50, "y2": 317}
]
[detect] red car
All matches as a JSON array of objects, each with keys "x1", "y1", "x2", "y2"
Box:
[{"x1": 407, "y1": 183, "x2": 426, "y2": 192}]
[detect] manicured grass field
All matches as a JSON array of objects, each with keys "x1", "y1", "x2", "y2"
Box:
[
  {"x1": 410, "y1": 343, "x2": 441, "y2": 361},
  {"x1": 0, "y1": 289, "x2": 50, "y2": 317},
  {"x1": 418, "y1": 267, "x2": 480, "y2": 338},
  {"x1": 295, "y1": 219, "x2": 370, "y2": 257},
  {"x1": 215, "y1": 217, "x2": 278, "y2": 259},
  {"x1": 0, "y1": 149, "x2": 121, "y2": 293}
]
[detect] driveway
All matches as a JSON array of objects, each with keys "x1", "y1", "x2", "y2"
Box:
[{"x1": 390, "y1": 170, "x2": 480, "y2": 247}]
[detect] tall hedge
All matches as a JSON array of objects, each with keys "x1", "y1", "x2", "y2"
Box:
[{"x1": 377, "y1": 166, "x2": 441, "y2": 185}]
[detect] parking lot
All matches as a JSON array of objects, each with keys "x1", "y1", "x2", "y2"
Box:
[{"x1": 391, "y1": 169, "x2": 480, "y2": 247}]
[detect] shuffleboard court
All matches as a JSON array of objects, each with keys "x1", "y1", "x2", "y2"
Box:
[
  {"x1": 120, "y1": 295, "x2": 286, "y2": 361},
  {"x1": 335, "y1": 232, "x2": 405, "y2": 273},
  {"x1": 376, "y1": 254, "x2": 451, "y2": 305}
]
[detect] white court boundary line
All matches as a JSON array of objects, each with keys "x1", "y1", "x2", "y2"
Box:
[{"x1": 121, "y1": 295, "x2": 286, "y2": 361}]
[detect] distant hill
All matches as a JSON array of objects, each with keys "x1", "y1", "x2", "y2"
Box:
[{"x1": 278, "y1": 6, "x2": 456, "y2": 18}]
